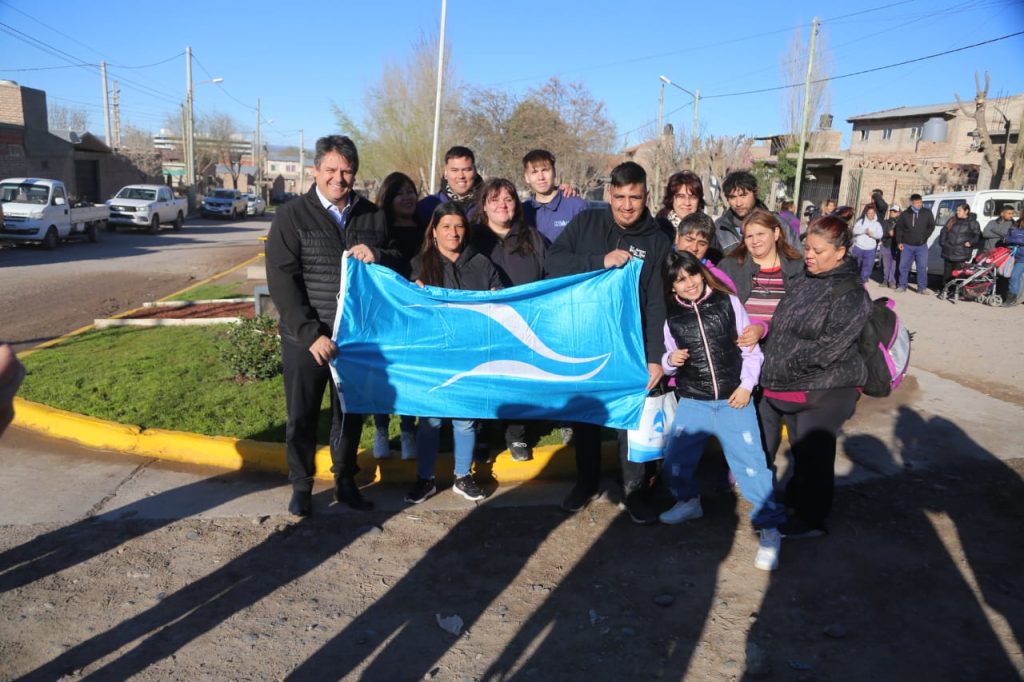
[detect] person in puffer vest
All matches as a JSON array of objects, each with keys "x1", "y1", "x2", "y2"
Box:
[{"x1": 659, "y1": 250, "x2": 786, "y2": 571}]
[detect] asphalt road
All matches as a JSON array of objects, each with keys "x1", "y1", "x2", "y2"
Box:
[{"x1": 0, "y1": 214, "x2": 267, "y2": 352}]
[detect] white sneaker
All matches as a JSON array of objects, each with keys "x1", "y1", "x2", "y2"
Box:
[
  {"x1": 659, "y1": 497, "x2": 703, "y2": 524},
  {"x1": 399, "y1": 431, "x2": 417, "y2": 460},
  {"x1": 373, "y1": 430, "x2": 391, "y2": 459},
  {"x1": 755, "y1": 528, "x2": 781, "y2": 571}
]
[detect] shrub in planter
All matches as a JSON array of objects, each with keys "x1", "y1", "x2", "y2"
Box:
[{"x1": 222, "y1": 315, "x2": 282, "y2": 380}]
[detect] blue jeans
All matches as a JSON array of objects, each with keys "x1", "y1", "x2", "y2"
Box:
[
  {"x1": 1009, "y1": 260, "x2": 1024, "y2": 297},
  {"x1": 416, "y1": 418, "x2": 475, "y2": 479},
  {"x1": 851, "y1": 246, "x2": 876, "y2": 283},
  {"x1": 662, "y1": 398, "x2": 786, "y2": 529},
  {"x1": 373, "y1": 414, "x2": 416, "y2": 433},
  {"x1": 898, "y1": 243, "x2": 929, "y2": 290}
]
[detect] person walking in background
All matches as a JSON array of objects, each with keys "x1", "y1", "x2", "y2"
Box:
[
  {"x1": 851, "y1": 205, "x2": 883, "y2": 284},
  {"x1": 470, "y1": 178, "x2": 547, "y2": 462},
  {"x1": 939, "y1": 202, "x2": 981, "y2": 290},
  {"x1": 521, "y1": 149, "x2": 587, "y2": 244},
  {"x1": 406, "y1": 203, "x2": 501, "y2": 504},
  {"x1": 656, "y1": 170, "x2": 706, "y2": 242},
  {"x1": 657, "y1": 250, "x2": 786, "y2": 570},
  {"x1": 266, "y1": 135, "x2": 398, "y2": 517},
  {"x1": 759, "y1": 215, "x2": 872, "y2": 538},
  {"x1": 880, "y1": 205, "x2": 901, "y2": 289},
  {"x1": 545, "y1": 161, "x2": 671, "y2": 523},
  {"x1": 777, "y1": 200, "x2": 801, "y2": 240},
  {"x1": 895, "y1": 193, "x2": 937, "y2": 294},
  {"x1": 415, "y1": 146, "x2": 483, "y2": 228},
  {"x1": 370, "y1": 172, "x2": 423, "y2": 461}
]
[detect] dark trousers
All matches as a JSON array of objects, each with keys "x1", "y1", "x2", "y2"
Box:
[
  {"x1": 759, "y1": 388, "x2": 859, "y2": 529},
  {"x1": 572, "y1": 422, "x2": 648, "y2": 494},
  {"x1": 281, "y1": 337, "x2": 362, "y2": 492},
  {"x1": 943, "y1": 259, "x2": 966, "y2": 287},
  {"x1": 504, "y1": 422, "x2": 527, "y2": 445}
]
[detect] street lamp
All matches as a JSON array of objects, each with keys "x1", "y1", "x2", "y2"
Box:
[{"x1": 659, "y1": 75, "x2": 700, "y2": 150}]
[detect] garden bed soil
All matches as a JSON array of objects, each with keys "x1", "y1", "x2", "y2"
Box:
[{"x1": 122, "y1": 302, "x2": 256, "y2": 320}]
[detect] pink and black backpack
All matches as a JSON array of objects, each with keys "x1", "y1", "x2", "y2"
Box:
[{"x1": 857, "y1": 296, "x2": 912, "y2": 397}]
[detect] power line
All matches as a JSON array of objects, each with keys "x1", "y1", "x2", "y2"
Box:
[
  {"x1": 108, "y1": 53, "x2": 185, "y2": 69},
  {"x1": 191, "y1": 52, "x2": 256, "y2": 112},
  {"x1": 700, "y1": 30, "x2": 1024, "y2": 100}
]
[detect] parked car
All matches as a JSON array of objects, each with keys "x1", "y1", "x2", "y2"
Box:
[
  {"x1": 271, "y1": 191, "x2": 298, "y2": 205},
  {"x1": 243, "y1": 192, "x2": 267, "y2": 216},
  {"x1": 107, "y1": 184, "x2": 187, "y2": 233},
  {"x1": 919, "y1": 189, "x2": 1024, "y2": 274},
  {"x1": 0, "y1": 178, "x2": 109, "y2": 249},
  {"x1": 201, "y1": 189, "x2": 248, "y2": 219}
]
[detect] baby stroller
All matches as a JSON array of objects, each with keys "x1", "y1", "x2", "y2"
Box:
[{"x1": 938, "y1": 245, "x2": 1017, "y2": 305}]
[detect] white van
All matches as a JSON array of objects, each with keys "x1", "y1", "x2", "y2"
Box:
[{"x1": 918, "y1": 190, "x2": 1024, "y2": 275}]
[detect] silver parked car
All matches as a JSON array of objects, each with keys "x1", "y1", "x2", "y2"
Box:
[{"x1": 243, "y1": 192, "x2": 267, "y2": 216}]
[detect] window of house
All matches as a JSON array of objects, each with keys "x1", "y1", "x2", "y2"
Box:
[
  {"x1": 269, "y1": 163, "x2": 277, "y2": 172},
  {"x1": 882, "y1": 128, "x2": 893, "y2": 140},
  {"x1": 286, "y1": 164, "x2": 296, "y2": 173},
  {"x1": 859, "y1": 129, "x2": 870, "y2": 141},
  {"x1": 910, "y1": 126, "x2": 922, "y2": 140}
]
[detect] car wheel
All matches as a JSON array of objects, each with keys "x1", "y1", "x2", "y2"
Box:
[
  {"x1": 104, "y1": 221, "x2": 116, "y2": 232},
  {"x1": 148, "y1": 214, "x2": 160, "y2": 234},
  {"x1": 42, "y1": 226, "x2": 59, "y2": 250},
  {"x1": 172, "y1": 212, "x2": 184, "y2": 231},
  {"x1": 87, "y1": 222, "x2": 100, "y2": 243}
]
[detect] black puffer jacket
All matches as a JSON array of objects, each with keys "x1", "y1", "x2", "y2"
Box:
[
  {"x1": 410, "y1": 245, "x2": 502, "y2": 291},
  {"x1": 470, "y1": 222, "x2": 547, "y2": 287},
  {"x1": 939, "y1": 215, "x2": 981, "y2": 262},
  {"x1": 666, "y1": 290, "x2": 743, "y2": 401},
  {"x1": 265, "y1": 187, "x2": 399, "y2": 346},
  {"x1": 761, "y1": 259, "x2": 872, "y2": 391}
]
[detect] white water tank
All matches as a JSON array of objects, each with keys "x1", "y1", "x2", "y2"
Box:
[{"x1": 921, "y1": 117, "x2": 947, "y2": 142}]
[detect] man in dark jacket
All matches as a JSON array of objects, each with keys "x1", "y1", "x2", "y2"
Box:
[
  {"x1": 265, "y1": 135, "x2": 398, "y2": 517},
  {"x1": 716, "y1": 171, "x2": 802, "y2": 255},
  {"x1": 545, "y1": 161, "x2": 670, "y2": 523},
  {"x1": 894, "y1": 193, "x2": 937, "y2": 294},
  {"x1": 415, "y1": 146, "x2": 483, "y2": 228}
]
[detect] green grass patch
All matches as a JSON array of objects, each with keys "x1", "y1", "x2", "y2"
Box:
[
  {"x1": 163, "y1": 281, "x2": 249, "y2": 302},
  {"x1": 19, "y1": 326, "x2": 567, "y2": 449}
]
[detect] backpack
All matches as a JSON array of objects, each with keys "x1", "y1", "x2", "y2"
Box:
[{"x1": 834, "y1": 280, "x2": 912, "y2": 397}]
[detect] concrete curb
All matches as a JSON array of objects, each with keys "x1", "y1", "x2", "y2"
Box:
[
  {"x1": 94, "y1": 317, "x2": 243, "y2": 328},
  {"x1": 11, "y1": 397, "x2": 595, "y2": 483}
]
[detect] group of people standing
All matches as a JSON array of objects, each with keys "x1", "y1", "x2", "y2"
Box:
[{"x1": 266, "y1": 135, "x2": 881, "y2": 573}]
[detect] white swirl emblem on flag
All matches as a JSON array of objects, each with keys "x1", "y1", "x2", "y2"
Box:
[{"x1": 409, "y1": 302, "x2": 612, "y2": 391}]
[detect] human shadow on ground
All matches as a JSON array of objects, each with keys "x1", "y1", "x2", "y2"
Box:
[{"x1": 742, "y1": 405, "x2": 1023, "y2": 680}]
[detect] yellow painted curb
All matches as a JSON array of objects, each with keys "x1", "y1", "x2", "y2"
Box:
[{"x1": 11, "y1": 397, "x2": 614, "y2": 483}]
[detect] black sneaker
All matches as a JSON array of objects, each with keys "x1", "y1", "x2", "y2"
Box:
[
  {"x1": 509, "y1": 442, "x2": 532, "y2": 461},
  {"x1": 779, "y1": 517, "x2": 827, "y2": 539},
  {"x1": 333, "y1": 477, "x2": 374, "y2": 511},
  {"x1": 560, "y1": 484, "x2": 599, "y2": 513},
  {"x1": 623, "y1": 488, "x2": 659, "y2": 525},
  {"x1": 405, "y1": 477, "x2": 436, "y2": 504},
  {"x1": 288, "y1": 490, "x2": 312, "y2": 517},
  {"x1": 453, "y1": 475, "x2": 485, "y2": 501}
]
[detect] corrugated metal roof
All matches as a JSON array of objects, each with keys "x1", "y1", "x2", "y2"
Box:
[{"x1": 847, "y1": 102, "x2": 959, "y2": 122}]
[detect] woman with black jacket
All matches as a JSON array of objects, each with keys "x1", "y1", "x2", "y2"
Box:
[
  {"x1": 759, "y1": 215, "x2": 873, "y2": 538},
  {"x1": 939, "y1": 202, "x2": 981, "y2": 288},
  {"x1": 406, "y1": 203, "x2": 500, "y2": 505}
]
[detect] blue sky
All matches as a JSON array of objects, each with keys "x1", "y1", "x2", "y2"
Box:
[{"x1": 2, "y1": 0, "x2": 1022, "y2": 154}]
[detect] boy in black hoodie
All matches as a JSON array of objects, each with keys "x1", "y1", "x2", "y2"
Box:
[{"x1": 546, "y1": 162, "x2": 671, "y2": 523}]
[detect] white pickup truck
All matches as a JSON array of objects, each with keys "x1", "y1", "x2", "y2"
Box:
[
  {"x1": 0, "y1": 177, "x2": 110, "y2": 249},
  {"x1": 107, "y1": 184, "x2": 187, "y2": 233}
]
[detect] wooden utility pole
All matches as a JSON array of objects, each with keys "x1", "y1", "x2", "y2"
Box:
[
  {"x1": 100, "y1": 61, "x2": 111, "y2": 146},
  {"x1": 792, "y1": 17, "x2": 819, "y2": 215}
]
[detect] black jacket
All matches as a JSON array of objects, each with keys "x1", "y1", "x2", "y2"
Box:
[
  {"x1": 470, "y1": 222, "x2": 547, "y2": 287},
  {"x1": 410, "y1": 246, "x2": 501, "y2": 291},
  {"x1": 546, "y1": 207, "x2": 671, "y2": 364},
  {"x1": 714, "y1": 200, "x2": 803, "y2": 255},
  {"x1": 666, "y1": 290, "x2": 743, "y2": 401},
  {"x1": 894, "y1": 207, "x2": 936, "y2": 246},
  {"x1": 761, "y1": 259, "x2": 872, "y2": 391},
  {"x1": 717, "y1": 252, "x2": 804, "y2": 304},
  {"x1": 265, "y1": 186, "x2": 399, "y2": 346},
  {"x1": 939, "y1": 215, "x2": 981, "y2": 262}
]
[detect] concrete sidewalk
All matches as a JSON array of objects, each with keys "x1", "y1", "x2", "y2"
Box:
[{"x1": 1, "y1": 367, "x2": 1020, "y2": 528}]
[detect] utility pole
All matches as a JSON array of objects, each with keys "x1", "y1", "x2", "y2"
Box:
[
  {"x1": 792, "y1": 17, "x2": 819, "y2": 216},
  {"x1": 100, "y1": 61, "x2": 111, "y2": 145},
  {"x1": 255, "y1": 98, "x2": 262, "y2": 198},
  {"x1": 692, "y1": 89, "x2": 700, "y2": 155},
  {"x1": 185, "y1": 45, "x2": 195, "y2": 188},
  {"x1": 428, "y1": 0, "x2": 448, "y2": 195},
  {"x1": 110, "y1": 81, "x2": 121, "y2": 150},
  {"x1": 297, "y1": 129, "x2": 304, "y2": 194},
  {"x1": 655, "y1": 79, "x2": 665, "y2": 208}
]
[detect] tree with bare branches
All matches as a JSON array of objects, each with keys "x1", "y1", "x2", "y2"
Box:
[
  {"x1": 117, "y1": 124, "x2": 164, "y2": 181},
  {"x1": 956, "y1": 71, "x2": 1016, "y2": 189},
  {"x1": 781, "y1": 25, "x2": 832, "y2": 143},
  {"x1": 47, "y1": 103, "x2": 89, "y2": 132}
]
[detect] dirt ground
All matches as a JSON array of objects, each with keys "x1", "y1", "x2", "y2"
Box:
[{"x1": 2, "y1": 261, "x2": 1022, "y2": 680}]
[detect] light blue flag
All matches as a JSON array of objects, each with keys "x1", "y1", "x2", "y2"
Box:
[{"x1": 330, "y1": 256, "x2": 649, "y2": 429}]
